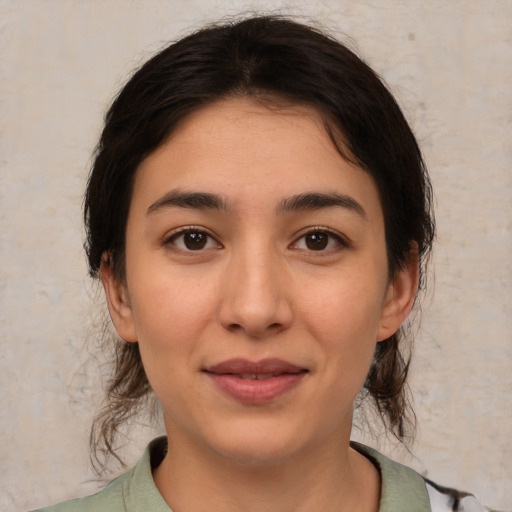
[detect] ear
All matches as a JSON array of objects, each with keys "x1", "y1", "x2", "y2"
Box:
[
  {"x1": 100, "y1": 254, "x2": 138, "y2": 343},
  {"x1": 377, "y1": 246, "x2": 419, "y2": 342}
]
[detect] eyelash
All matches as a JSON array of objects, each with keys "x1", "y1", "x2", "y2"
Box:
[
  {"x1": 290, "y1": 227, "x2": 350, "y2": 253},
  {"x1": 164, "y1": 226, "x2": 222, "y2": 252},
  {"x1": 163, "y1": 226, "x2": 349, "y2": 253}
]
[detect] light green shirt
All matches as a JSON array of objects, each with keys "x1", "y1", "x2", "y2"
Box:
[{"x1": 31, "y1": 437, "x2": 490, "y2": 512}]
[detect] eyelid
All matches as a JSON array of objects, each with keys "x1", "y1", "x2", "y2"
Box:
[
  {"x1": 162, "y1": 225, "x2": 349, "y2": 252},
  {"x1": 163, "y1": 225, "x2": 222, "y2": 250},
  {"x1": 290, "y1": 226, "x2": 351, "y2": 251}
]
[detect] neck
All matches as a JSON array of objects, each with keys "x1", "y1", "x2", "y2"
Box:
[{"x1": 153, "y1": 429, "x2": 380, "y2": 512}]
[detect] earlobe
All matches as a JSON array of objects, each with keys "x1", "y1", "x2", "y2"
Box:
[
  {"x1": 377, "y1": 247, "x2": 419, "y2": 342},
  {"x1": 100, "y1": 254, "x2": 138, "y2": 343}
]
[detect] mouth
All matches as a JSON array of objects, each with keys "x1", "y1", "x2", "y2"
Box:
[
  {"x1": 235, "y1": 373, "x2": 291, "y2": 380},
  {"x1": 203, "y1": 358, "x2": 308, "y2": 404}
]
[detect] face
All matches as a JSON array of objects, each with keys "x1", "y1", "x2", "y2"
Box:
[{"x1": 102, "y1": 97, "x2": 417, "y2": 466}]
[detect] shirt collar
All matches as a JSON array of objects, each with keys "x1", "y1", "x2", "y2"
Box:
[
  {"x1": 351, "y1": 441, "x2": 431, "y2": 512},
  {"x1": 126, "y1": 437, "x2": 431, "y2": 512}
]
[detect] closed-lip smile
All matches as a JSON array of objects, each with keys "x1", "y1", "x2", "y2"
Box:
[{"x1": 203, "y1": 358, "x2": 308, "y2": 404}]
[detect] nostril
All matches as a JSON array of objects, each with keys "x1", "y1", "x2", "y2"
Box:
[{"x1": 225, "y1": 321, "x2": 284, "y2": 337}]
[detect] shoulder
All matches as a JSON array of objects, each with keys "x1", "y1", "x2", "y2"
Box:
[
  {"x1": 30, "y1": 469, "x2": 132, "y2": 512},
  {"x1": 351, "y1": 442, "x2": 495, "y2": 512},
  {"x1": 30, "y1": 437, "x2": 170, "y2": 512}
]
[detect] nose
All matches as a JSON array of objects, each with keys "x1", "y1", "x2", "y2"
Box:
[{"x1": 217, "y1": 242, "x2": 293, "y2": 338}]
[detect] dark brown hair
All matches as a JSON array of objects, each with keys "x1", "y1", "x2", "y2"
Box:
[{"x1": 85, "y1": 15, "x2": 435, "y2": 470}]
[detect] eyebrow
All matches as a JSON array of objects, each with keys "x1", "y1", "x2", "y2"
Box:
[
  {"x1": 277, "y1": 192, "x2": 367, "y2": 219},
  {"x1": 146, "y1": 190, "x2": 231, "y2": 215},
  {"x1": 146, "y1": 189, "x2": 367, "y2": 220}
]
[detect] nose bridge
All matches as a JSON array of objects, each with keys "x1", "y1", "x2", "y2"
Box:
[{"x1": 218, "y1": 234, "x2": 292, "y2": 337}]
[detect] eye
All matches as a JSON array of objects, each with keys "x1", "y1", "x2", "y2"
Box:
[
  {"x1": 292, "y1": 228, "x2": 348, "y2": 252},
  {"x1": 166, "y1": 228, "x2": 221, "y2": 251}
]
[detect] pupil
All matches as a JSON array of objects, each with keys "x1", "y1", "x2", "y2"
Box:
[
  {"x1": 184, "y1": 232, "x2": 207, "y2": 250},
  {"x1": 306, "y1": 233, "x2": 328, "y2": 250}
]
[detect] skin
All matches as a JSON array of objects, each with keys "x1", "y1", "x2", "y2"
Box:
[{"x1": 101, "y1": 97, "x2": 418, "y2": 512}]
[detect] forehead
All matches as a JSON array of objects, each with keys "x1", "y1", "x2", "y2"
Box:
[
  {"x1": 132, "y1": 97, "x2": 382, "y2": 221},
  {"x1": 150, "y1": 97, "x2": 335, "y2": 168}
]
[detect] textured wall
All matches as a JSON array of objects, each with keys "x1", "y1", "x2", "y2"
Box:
[{"x1": 1, "y1": 1, "x2": 511, "y2": 511}]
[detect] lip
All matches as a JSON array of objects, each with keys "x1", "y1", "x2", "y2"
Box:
[{"x1": 204, "y1": 358, "x2": 307, "y2": 404}]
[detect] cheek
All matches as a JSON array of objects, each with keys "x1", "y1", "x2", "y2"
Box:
[
  {"x1": 301, "y1": 270, "x2": 386, "y2": 343},
  {"x1": 127, "y1": 270, "x2": 218, "y2": 371},
  {"x1": 130, "y1": 262, "x2": 213, "y2": 327},
  {"x1": 127, "y1": 276, "x2": 218, "y2": 419},
  {"x1": 298, "y1": 267, "x2": 386, "y2": 383}
]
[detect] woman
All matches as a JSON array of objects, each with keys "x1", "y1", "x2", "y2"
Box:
[{"x1": 33, "y1": 15, "x2": 495, "y2": 512}]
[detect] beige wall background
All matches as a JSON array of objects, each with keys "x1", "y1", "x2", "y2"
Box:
[{"x1": 1, "y1": 1, "x2": 511, "y2": 510}]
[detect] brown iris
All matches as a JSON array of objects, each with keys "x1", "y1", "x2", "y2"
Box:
[
  {"x1": 183, "y1": 232, "x2": 208, "y2": 250},
  {"x1": 305, "y1": 232, "x2": 329, "y2": 250}
]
